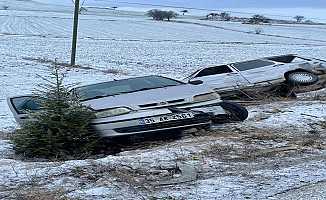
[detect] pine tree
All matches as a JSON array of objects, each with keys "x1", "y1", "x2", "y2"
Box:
[{"x1": 13, "y1": 65, "x2": 100, "y2": 160}]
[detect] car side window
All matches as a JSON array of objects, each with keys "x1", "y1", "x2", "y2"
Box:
[
  {"x1": 266, "y1": 55, "x2": 297, "y2": 63},
  {"x1": 195, "y1": 65, "x2": 233, "y2": 78},
  {"x1": 232, "y1": 59, "x2": 274, "y2": 71}
]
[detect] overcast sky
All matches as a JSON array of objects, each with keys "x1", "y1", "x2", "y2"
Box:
[
  {"x1": 93, "y1": 0, "x2": 326, "y2": 8},
  {"x1": 38, "y1": 0, "x2": 326, "y2": 8},
  {"x1": 33, "y1": 0, "x2": 326, "y2": 20}
]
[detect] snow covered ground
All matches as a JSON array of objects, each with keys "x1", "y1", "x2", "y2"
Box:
[
  {"x1": 0, "y1": 0, "x2": 325, "y2": 199},
  {"x1": 0, "y1": 99, "x2": 325, "y2": 199}
]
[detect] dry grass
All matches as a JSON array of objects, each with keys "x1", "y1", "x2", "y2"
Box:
[
  {"x1": 199, "y1": 126, "x2": 305, "y2": 162},
  {"x1": 69, "y1": 162, "x2": 160, "y2": 199},
  {"x1": 23, "y1": 57, "x2": 128, "y2": 75},
  {"x1": 0, "y1": 131, "x2": 13, "y2": 140},
  {"x1": 12, "y1": 188, "x2": 70, "y2": 200},
  {"x1": 201, "y1": 143, "x2": 236, "y2": 159},
  {"x1": 320, "y1": 120, "x2": 326, "y2": 129},
  {"x1": 242, "y1": 131, "x2": 287, "y2": 142},
  {"x1": 240, "y1": 146, "x2": 300, "y2": 161},
  {"x1": 292, "y1": 130, "x2": 324, "y2": 149},
  {"x1": 22, "y1": 57, "x2": 92, "y2": 70},
  {"x1": 101, "y1": 68, "x2": 128, "y2": 75},
  {"x1": 200, "y1": 141, "x2": 300, "y2": 162},
  {"x1": 70, "y1": 162, "x2": 151, "y2": 186}
]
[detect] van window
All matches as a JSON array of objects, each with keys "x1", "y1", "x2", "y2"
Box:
[
  {"x1": 195, "y1": 65, "x2": 233, "y2": 78},
  {"x1": 11, "y1": 96, "x2": 40, "y2": 114},
  {"x1": 232, "y1": 59, "x2": 274, "y2": 71},
  {"x1": 266, "y1": 55, "x2": 297, "y2": 63}
]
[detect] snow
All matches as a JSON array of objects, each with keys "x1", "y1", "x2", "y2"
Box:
[
  {"x1": 0, "y1": 99, "x2": 325, "y2": 199},
  {"x1": 0, "y1": 140, "x2": 13, "y2": 158},
  {"x1": 247, "y1": 101, "x2": 326, "y2": 131},
  {"x1": 0, "y1": 0, "x2": 325, "y2": 199}
]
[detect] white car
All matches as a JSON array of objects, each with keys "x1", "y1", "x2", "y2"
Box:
[
  {"x1": 8, "y1": 75, "x2": 248, "y2": 137},
  {"x1": 186, "y1": 54, "x2": 326, "y2": 97}
]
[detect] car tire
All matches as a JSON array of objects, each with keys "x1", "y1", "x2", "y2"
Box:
[
  {"x1": 286, "y1": 71, "x2": 319, "y2": 86},
  {"x1": 219, "y1": 101, "x2": 249, "y2": 122}
]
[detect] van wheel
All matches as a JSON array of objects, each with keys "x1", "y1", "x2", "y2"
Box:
[
  {"x1": 219, "y1": 101, "x2": 248, "y2": 122},
  {"x1": 286, "y1": 71, "x2": 318, "y2": 86}
]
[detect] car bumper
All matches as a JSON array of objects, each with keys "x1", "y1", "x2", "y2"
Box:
[{"x1": 91, "y1": 99, "x2": 225, "y2": 137}]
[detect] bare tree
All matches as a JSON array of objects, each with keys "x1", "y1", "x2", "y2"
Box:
[
  {"x1": 79, "y1": 7, "x2": 87, "y2": 14},
  {"x1": 294, "y1": 15, "x2": 305, "y2": 23},
  {"x1": 220, "y1": 12, "x2": 231, "y2": 21},
  {"x1": 166, "y1": 11, "x2": 178, "y2": 21},
  {"x1": 147, "y1": 10, "x2": 178, "y2": 21},
  {"x1": 180, "y1": 10, "x2": 188, "y2": 15},
  {"x1": 206, "y1": 13, "x2": 219, "y2": 19},
  {"x1": 147, "y1": 9, "x2": 163, "y2": 20},
  {"x1": 248, "y1": 14, "x2": 270, "y2": 24}
]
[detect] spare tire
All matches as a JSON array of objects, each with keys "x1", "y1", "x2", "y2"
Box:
[
  {"x1": 286, "y1": 71, "x2": 319, "y2": 86},
  {"x1": 219, "y1": 101, "x2": 249, "y2": 122}
]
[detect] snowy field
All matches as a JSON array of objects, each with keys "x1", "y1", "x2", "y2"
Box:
[{"x1": 0, "y1": 0, "x2": 326, "y2": 199}]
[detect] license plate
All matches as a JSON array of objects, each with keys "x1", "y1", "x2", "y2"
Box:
[{"x1": 139, "y1": 113, "x2": 194, "y2": 125}]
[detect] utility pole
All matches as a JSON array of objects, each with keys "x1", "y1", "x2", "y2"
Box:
[{"x1": 70, "y1": 0, "x2": 80, "y2": 66}]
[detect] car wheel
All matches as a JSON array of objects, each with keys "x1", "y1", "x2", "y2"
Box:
[
  {"x1": 286, "y1": 71, "x2": 319, "y2": 86},
  {"x1": 219, "y1": 101, "x2": 249, "y2": 122}
]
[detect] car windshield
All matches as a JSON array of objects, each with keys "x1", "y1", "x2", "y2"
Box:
[
  {"x1": 11, "y1": 96, "x2": 40, "y2": 114},
  {"x1": 75, "y1": 76, "x2": 184, "y2": 101}
]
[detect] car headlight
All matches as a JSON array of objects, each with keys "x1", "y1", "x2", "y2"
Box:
[
  {"x1": 95, "y1": 107, "x2": 132, "y2": 118},
  {"x1": 193, "y1": 92, "x2": 219, "y2": 102}
]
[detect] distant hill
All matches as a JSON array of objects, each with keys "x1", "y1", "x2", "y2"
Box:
[
  {"x1": 1, "y1": 0, "x2": 326, "y2": 22},
  {"x1": 0, "y1": 0, "x2": 72, "y2": 12},
  {"x1": 33, "y1": 0, "x2": 326, "y2": 9}
]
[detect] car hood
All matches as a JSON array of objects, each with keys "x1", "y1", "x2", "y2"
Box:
[{"x1": 84, "y1": 84, "x2": 215, "y2": 111}]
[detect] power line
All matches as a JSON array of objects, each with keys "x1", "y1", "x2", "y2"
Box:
[{"x1": 85, "y1": 0, "x2": 326, "y2": 21}]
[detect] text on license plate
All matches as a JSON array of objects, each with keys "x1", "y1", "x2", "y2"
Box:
[{"x1": 139, "y1": 113, "x2": 194, "y2": 125}]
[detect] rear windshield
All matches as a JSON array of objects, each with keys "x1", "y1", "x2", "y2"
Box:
[
  {"x1": 232, "y1": 59, "x2": 274, "y2": 71},
  {"x1": 75, "y1": 76, "x2": 183, "y2": 101},
  {"x1": 195, "y1": 65, "x2": 233, "y2": 77},
  {"x1": 266, "y1": 55, "x2": 297, "y2": 63},
  {"x1": 11, "y1": 96, "x2": 40, "y2": 114}
]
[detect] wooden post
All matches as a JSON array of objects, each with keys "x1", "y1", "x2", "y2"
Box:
[{"x1": 70, "y1": 0, "x2": 80, "y2": 66}]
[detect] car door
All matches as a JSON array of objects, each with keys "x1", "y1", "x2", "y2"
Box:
[
  {"x1": 188, "y1": 65, "x2": 249, "y2": 92},
  {"x1": 7, "y1": 96, "x2": 39, "y2": 125},
  {"x1": 234, "y1": 59, "x2": 286, "y2": 85}
]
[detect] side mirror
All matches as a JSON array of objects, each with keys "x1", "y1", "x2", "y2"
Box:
[{"x1": 189, "y1": 80, "x2": 203, "y2": 85}]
